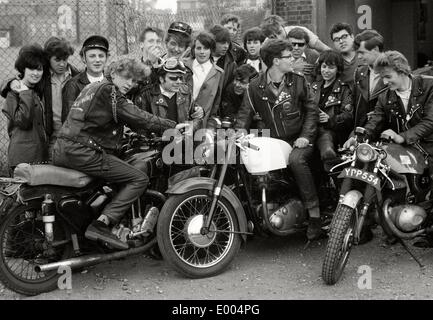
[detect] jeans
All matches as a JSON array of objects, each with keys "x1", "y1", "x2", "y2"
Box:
[
  {"x1": 53, "y1": 138, "x2": 149, "y2": 224},
  {"x1": 288, "y1": 146, "x2": 319, "y2": 210}
]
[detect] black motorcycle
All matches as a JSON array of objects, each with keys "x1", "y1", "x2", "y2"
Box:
[
  {"x1": 156, "y1": 118, "x2": 333, "y2": 278},
  {"x1": 0, "y1": 132, "x2": 202, "y2": 295},
  {"x1": 322, "y1": 127, "x2": 433, "y2": 285}
]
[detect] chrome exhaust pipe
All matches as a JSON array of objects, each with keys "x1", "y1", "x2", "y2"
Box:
[
  {"x1": 382, "y1": 200, "x2": 425, "y2": 240},
  {"x1": 35, "y1": 238, "x2": 157, "y2": 273}
]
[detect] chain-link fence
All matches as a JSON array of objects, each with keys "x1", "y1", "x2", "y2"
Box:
[{"x1": 0, "y1": 0, "x2": 270, "y2": 175}]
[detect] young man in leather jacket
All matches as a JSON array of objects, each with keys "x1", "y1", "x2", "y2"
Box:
[
  {"x1": 235, "y1": 39, "x2": 323, "y2": 241},
  {"x1": 53, "y1": 58, "x2": 189, "y2": 250},
  {"x1": 344, "y1": 51, "x2": 433, "y2": 247}
]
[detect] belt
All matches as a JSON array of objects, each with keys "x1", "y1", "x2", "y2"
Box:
[{"x1": 58, "y1": 135, "x2": 104, "y2": 152}]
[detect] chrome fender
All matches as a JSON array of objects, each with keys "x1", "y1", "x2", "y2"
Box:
[
  {"x1": 166, "y1": 177, "x2": 248, "y2": 242},
  {"x1": 340, "y1": 190, "x2": 363, "y2": 209}
]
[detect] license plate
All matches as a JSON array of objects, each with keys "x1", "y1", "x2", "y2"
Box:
[{"x1": 338, "y1": 168, "x2": 381, "y2": 189}]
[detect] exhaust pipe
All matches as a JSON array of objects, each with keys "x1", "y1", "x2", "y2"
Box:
[{"x1": 35, "y1": 238, "x2": 157, "y2": 273}]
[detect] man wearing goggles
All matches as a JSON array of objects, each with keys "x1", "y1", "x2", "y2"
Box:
[{"x1": 134, "y1": 57, "x2": 203, "y2": 132}]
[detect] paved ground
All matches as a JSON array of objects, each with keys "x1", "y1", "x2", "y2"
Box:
[{"x1": 1, "y1": 227, "x2": 432, "y2": 301}]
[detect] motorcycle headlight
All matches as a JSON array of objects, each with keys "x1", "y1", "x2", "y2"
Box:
[{"x1": 356, "y1": 143, "x2": 377, "y2": 163}]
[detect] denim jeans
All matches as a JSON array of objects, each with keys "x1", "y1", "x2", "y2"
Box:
[{"x1": 288, "y1": 146, "x2": 319, "y2": 210}]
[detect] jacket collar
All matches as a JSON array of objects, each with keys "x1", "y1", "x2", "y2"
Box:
[{"x1": 78, "y1": 71, "x2": 91, "y2": 85}]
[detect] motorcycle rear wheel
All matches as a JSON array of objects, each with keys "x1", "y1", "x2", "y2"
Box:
[
  {"x1": 322, "y1": 204, "x2": 356, "y2": 285},
  {"x1": 157, "y1": 189, "x2": 241, "y2": 278},
  {"x1": 0, "y1": 203, "x2": 71, "y2": 295}
]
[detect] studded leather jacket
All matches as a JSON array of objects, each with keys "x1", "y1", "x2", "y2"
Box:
[
  {"x1": 364, "y1": 75, "x2": 433, "y2": 156},
  {"x1": 235, "y1": 71, "x2": 318, "y2": 144},
  {"x1": 58, "y1": 80, "x2": 176, "y2": 155}
]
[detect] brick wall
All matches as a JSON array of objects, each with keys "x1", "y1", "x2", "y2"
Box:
[{"x1": 275, "y1": 0, "x2": 314, "y2": 31}]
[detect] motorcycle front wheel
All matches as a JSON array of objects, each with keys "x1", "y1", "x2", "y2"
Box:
[
  {"x1": 0, "y1": 203, "x2": 71, "y2": 295},
  {"x1": 322, "y1": 203, "x2": 357, "y2": 285},
  {"x1": 157, "y1": 189, "x2": 241, "y2": 278}
]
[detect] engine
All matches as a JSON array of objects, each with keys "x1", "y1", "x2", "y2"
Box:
[{"x1": 388, "y1": 204, "x2": 427, "y2": 232}]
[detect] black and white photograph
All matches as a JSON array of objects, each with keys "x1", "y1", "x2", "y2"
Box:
[{"x1": 0, "y1": 0, "x2": 432, "y2": 307}]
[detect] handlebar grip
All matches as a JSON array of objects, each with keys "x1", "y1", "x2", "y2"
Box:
[{"x1": 247, "y1": 142, "x2": 260, "y2": 151}]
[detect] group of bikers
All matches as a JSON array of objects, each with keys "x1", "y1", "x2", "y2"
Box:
[{"x1": 2, "y1": 13, "x2": 433, "y2": 250}]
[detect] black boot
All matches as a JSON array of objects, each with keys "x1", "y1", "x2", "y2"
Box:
[
  {"x1": 358, "y1": 226, "x2": 374, "y2": 245},
  {"x1": 307, "y1": 217, "x2": 326, "y2": 241},
  {"x1": 85, "y1": 221, "x2": 129, "y2": 250}
]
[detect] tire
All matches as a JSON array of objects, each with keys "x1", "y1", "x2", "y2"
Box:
[
  {"x1": 322, "y1": 204, "x2": 357, "y2": 285},
  {"x1": 0, "y1": 203, "x2": 71, "y2": 296},
  {"x1": 157, "y1": 189, "x2": 241, "y2": 278}
]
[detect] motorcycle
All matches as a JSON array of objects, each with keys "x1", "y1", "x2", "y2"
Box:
[
  {"x1": 0, "y1": 132, "x2": 204, "y2": 295},
  {"x1": 322, "y1": 127, "x2": 433, "y2": 285},
  {"x1": 156, "y1": 118, "x2": 331, "y2": 278}
]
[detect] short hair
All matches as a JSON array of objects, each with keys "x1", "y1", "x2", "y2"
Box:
[
  {"x1": 330, "y1": 22, "x2": 353, "y2": 40},
  {"x1": 15, "y1": 43, "x2": 47, "y2": 76},
  {"x1": 108, "y1": 58, "x2": 151, "y2": 80},
  {"x1": 243, "y1": 27, "x2": 266, "y2": 49},
  {"x1": 139, "y1": 26, "x2": 164, "y2": 43},
  {"x1": 354, "y1": 29, "x2": 384, "y2": 51},
  {"x1": 287, "y1": 27, "x2": 310, "y2": 44},
  {"x1": 234, "y1": 64, "x2": 258, "y2": 81},
  {"x1": 373, "y1": 51, "x2": 411, "y2": 75},
  {"x1": 165, "y1": 32, "x2": 191, "y2": 49},
  {"x1": 220, "y1": 14, "x2": 241, "y2": 27},
  {"x1": 44, "y1": 37, "x2": 74, "y2": 60},
  {"x1": 209, "y1": 24, "x2": 231, "y2": 44},
  {"x1": 260, "y1": 15, "x2": 285, "y2": 38},
  {"x1": 260, "y1": 39, "x2": 292, "y2": 68},
  {"x1": 191, "y1": 32, "x2": 216, "y2": 58},
  {"x1": 315, "y1": 50, "x2": 345, "y2": 77}
]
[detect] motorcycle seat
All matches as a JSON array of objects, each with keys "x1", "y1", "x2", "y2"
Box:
[{"x1": 13, "y1": 163, "x2": 93, "y2": 188}]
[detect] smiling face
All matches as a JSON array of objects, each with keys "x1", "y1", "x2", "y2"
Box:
[
  {"x1": 288, "y1": 37, "x2": 306, "y2": 60},
  {"x1": 378, "y1": 67, "x2": 407, "y2": 91},
  {"x1": 194, "y1": 39, "x2": 211, "y2": 64},
  {"x1": 22, "y1": 66, "x2": 43, "y2": 87},
  {"x1": 320, "y1": 62, "x2": 338, "y2": 83},
  {"x1": 166, "y1": 38, "x2": 187, "y2": 59},
  {"x1": 160, "y1": 72, "x2": 184, "y2": 93},
  {"x1": 83, "y1": 48, "x2": 107, "y2": 77},
  {"x1": 332, "y1": 29, "x2": 354, "y2": 54},
  {"x1": 246, "y1": 39, "x2": 261, "y2": 58},
  {"x1": 233, "y1": 76, "x2": 249, "y2": 95}
]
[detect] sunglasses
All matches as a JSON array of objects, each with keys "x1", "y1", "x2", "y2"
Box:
[
  {"x1": 167, "y1": 75, "x2": 184, "y2": 81},
  {"x1": 291, "y1": 42, "x2": 306, "y2": 48}
]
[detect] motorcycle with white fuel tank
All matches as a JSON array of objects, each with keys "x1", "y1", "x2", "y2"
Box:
[
  {"x1": 322, "y1": 127, "x2": 433, "y2": 285},
  {"x1": 0, "y1": 132, "x2": 205, "y2": 295},
  {"x1": 156, "y1": 118, "x2": 328, "y2": 278}
]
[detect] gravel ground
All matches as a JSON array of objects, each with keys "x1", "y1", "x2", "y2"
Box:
[{"x1": 0, "y1": 227, "x2": 432, "y2": 301}]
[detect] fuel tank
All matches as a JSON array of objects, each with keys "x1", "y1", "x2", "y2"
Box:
[{"x1": 382, "y1": 144, "x2": 427, "y2": 174}]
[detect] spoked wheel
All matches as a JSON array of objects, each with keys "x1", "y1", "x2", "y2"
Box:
[
  {"x1": 322, "y1": 204, "x2": 357, "y2": 285},
  {"x1": 0, "y1": 203, "x2": 71, "y2": 295},
  {"x1": 157, "y1": 189, "x2": 241, "y2": 278}
]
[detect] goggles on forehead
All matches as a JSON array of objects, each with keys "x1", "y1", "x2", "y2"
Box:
[{"x1": 163, "y1": 57, "x2": 186, "y2": 74}]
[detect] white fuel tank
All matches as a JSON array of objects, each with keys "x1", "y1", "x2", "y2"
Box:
[{"x1": 240, "y1": 137, "x2": 292, "y2": 175}]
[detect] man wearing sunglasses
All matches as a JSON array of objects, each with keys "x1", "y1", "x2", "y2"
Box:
[
  {"x1": 287, "y1": 27, "x2": 319, "y2": 84},
  {"x1": 134, "y1": 58, "x2": 204, "y2": 132},
  {"x1": 235, "y1": 39, "x2": 324, "y2": 241}
]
